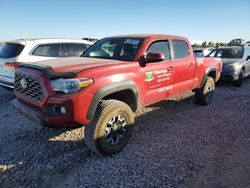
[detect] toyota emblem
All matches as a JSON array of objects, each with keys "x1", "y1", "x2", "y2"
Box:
[{"x1": 20, "y1": 78, "x2": 28, "y2": 90}]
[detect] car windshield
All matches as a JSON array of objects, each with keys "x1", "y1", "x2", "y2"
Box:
[
  {"x1": 82, "y1": 37, "x2": 144, "y2": 61},
  {"x1": 0, "y1": 43, "x2": 25, "y2": 58},
  {"x1": 206, "y1": 47, "x2": 243, "y2": 59}
]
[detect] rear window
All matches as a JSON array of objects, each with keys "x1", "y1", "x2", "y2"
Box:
[
  {"x1": 172, "y1": 40, "x2": 189, "y2": 59},
  {"x1": 0, "y1": 43, "x2": 24, "y2": 58},
  {"x1": 64, "y1": 43, "x2": 90, "y2": 57}
]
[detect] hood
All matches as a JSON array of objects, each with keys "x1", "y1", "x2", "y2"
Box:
[
  {"x1": 220, "y1": 58, "x2": 241, "y2": 65},
  {"x1": 29, "y1": 57, "x2": 128, "y2": 73}
]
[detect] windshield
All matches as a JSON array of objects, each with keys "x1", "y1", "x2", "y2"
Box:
[
  {"x1": 0, "y1": 43, "x2": 25, "y2": 58},
  {"x1": 206, "y1": 47, "x2": 243, "y2": 59},
  {"x1": 82, "y1": 37, "x2": 144, "y2": 61}
]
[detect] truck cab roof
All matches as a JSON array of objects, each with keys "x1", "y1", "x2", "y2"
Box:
[{"x1": 108, "y1": 34, "x2": 189, "y2": 41}]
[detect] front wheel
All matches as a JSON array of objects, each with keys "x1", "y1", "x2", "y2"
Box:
[
  {"x1": 84, "y1": 100, "x2": 134, "y2": 156},
  {"x1": 233, "y1": 70, "x2": 244, "y2": 87},
  {"x1": 195, "y1": 76, "x2": 215, "y2": 106}
]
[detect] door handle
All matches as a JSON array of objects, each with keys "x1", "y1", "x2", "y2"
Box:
[{"x1": 167, "y1": 66, "x2": 175, "y2": 71}]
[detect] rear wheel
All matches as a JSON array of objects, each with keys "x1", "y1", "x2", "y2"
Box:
[
  {"x1": 233, "y1": 69, "x2": 244, "y2": 87},
  {"x1": 195, "y1": 76, "x2": 215, "y2": 106},
  {"x1": 84, "y1": 100, "x2": 134, "y2": 156}
]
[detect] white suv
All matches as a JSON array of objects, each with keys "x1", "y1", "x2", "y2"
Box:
[{"x1": 0, "y1": 38, "x2": 93, "y2": 88}]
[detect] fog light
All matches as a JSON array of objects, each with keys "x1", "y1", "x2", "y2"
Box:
[{"x1": 60, "y1": 107, "x2": 67, "y2": 114}]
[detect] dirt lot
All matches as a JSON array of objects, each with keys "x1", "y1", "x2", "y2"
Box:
[{"x1": 0, "y1": 80, "x2": 250, "y2": 188}]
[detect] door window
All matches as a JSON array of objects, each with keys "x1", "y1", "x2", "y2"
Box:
[
  {"x1": 147, "y1": 41, "x2": 170, "y2": 61},
  {"x1": 33, "y1": 44, "x2": 65, "y2": 57},
  {"x1": 172, "y1": 40, "x2": 189, "y2": 59}
]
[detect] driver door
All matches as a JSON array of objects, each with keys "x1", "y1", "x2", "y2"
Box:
[{"x1": 141, "y1": 40, "x2": 175, "y2": 106}]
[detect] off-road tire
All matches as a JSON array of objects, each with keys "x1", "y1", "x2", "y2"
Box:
[
  {"x1": 84, "y1": 100, "x2": 134, "y2": 156},
  {"x1": 195, "y1": 76, "x2": 215, "y2": 106},
  {"x1": 233, "y1": 69, "x2": 244, "y2": 87}
]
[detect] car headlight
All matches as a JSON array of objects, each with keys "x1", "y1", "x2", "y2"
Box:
[
  {"x1": 50, "y1": 78, "x2": 93, "y2": 93},
  {"x1": 224, "y1": 63, "x2": 241, "y2": 72},
  {"x1": 224, "y1": 64, "x2": 235, "y2": 72}
]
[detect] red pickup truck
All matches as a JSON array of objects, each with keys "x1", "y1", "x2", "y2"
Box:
[{"x1": 12, "y1": 34, "x2": 221, "y2": 156}]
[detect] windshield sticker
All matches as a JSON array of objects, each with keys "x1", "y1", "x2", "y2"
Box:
[{"x1": 125, "y1": 39, "x2": 140, "y2": 45}]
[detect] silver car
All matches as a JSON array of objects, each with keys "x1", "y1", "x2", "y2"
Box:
[
  {"x1": 207, "y1": 44, "x2": 250, "y2": 87},
  {"x1": 0, "y1": 38, "x2": 93, "y2": 88}
]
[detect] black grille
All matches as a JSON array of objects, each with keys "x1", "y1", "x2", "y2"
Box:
[{"x1": 15, "y1": 72, "x2": 44, "y2": 101}]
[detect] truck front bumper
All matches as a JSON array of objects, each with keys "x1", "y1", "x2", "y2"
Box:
[{"x1": 12, "y1": 99, "x2": 80, "y2": 128}]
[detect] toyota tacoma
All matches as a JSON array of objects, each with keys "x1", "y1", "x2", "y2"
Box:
[{"x1": 12, "y1": 34, "x2": 222, "y2": 156}]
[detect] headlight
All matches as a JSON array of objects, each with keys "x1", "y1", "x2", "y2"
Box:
[
  {"x1": 224, "y1": 64, "x2": 235, "y2": 72},
  {"x1": 50, "y1": 78, "x2": 93, "y2": 93},
  {"x1": 224, "y1": 63, "x2": 241, "y2": 72}
]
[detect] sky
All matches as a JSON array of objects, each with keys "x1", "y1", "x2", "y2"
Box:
[{"x1": 0, "y1": 0, "x2": 250, "y2": 43}]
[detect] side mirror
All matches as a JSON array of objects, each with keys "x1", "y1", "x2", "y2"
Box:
[
  {"x1": 143, "y1": 52, "x2": 165, "y2": 63},
  {"x1": 246, "y1": 56, "x2": 250, "y2": 61}
]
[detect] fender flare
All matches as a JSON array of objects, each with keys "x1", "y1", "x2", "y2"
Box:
[
  {"x1": 86, "y1": 81, "x2": 140, "y2": 120},
  {"x1": 200, "y1": 68, "x2": 217, "y2": 87}
]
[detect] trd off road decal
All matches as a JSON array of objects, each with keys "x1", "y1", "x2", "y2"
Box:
[{"x1": 145, "y1": 72, "x2": 154, "y2": 82}]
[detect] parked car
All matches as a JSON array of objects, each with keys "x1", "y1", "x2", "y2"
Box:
[
  {"x1": 12, "y1": 34, "x2": 221, "y2": 156},
  {"x1": 206, "y1": 43, "x2": 250, "y2": 87},
  {"x1": 228, "y1": 38, "x2": 245, "y2": 46},
  {"x1": 193, "y1": 48, "x2": 214, "y2": 57},
  {"x1": 0, "y1": 38, "x2": 93, "y2": 88}
]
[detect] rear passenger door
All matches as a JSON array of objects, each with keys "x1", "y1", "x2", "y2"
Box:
[
  {"x1": 141, "y1": 40, "x2": 175, "y2": 106},
  {"x1": 170, "y1": 39, "x2": 196, "y2": 94}
]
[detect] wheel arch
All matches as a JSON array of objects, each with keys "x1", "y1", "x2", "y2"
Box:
[
  {"x1": 200, "y1": 68, "x2": 217, "y2": 87},
  {"x1": 86, "y1": 81, "x2": 140, "y2": 120}
]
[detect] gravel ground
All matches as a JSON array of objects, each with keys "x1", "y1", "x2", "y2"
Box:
[{"x1": 0, "y1": 80, "x2": 250, "y2": 188}]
